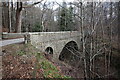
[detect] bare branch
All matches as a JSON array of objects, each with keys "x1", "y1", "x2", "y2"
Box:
[
  {"x1": 65, "y1": 47, "x2": 81, "y2": 58},
  {"x1": 22, "y1": 0, "x2": 44, "y2": 8},
  {"x1": 90, "y1": 48, "x2": 104, "y2": 62}
]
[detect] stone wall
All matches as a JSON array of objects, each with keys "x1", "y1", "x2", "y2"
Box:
[{"x1": 29, "y1": 31, "x2": 81, "y2": 60}]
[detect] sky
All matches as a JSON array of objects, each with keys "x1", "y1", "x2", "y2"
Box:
[
  {"x1": 2, "y1": 0, "x2": 74, "y2": 3},
  {"x1": 33, "y1": 0, "x2": 75, "y2": 10},
  {"x1": 45, "y1": 0, "x2": 74, "y2": 3},
  {"x1": 0, "y1": 0, "x2": 119, "y2": 2}
]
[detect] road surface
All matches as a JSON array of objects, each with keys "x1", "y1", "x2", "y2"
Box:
[{"x1": 0, "y1": 38, "x2": 25, "y2": 47}]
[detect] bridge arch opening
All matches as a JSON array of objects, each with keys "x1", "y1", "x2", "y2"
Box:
[
  {"x1": 45, "y1": 47, "x2": 53, "y2": 54},
  {"x1": 59, "y1": 41, "x2": 80, "y2": 66}
]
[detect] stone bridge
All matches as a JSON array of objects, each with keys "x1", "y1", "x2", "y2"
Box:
[
  {"x1": 2, "y1": 31, "x2": 81, "y2": 60},
  {"x1": 29, "y1": 31, "x2": 81, "y2": 60}
]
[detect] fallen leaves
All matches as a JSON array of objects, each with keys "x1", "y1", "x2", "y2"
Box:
[{"x1": 2, "y1": 54, "x2": 43, "y2": 78}]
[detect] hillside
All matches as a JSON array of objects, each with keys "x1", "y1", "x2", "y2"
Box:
[{"x1": 2, "y1": 43, "x2": 71, "y2": 79}]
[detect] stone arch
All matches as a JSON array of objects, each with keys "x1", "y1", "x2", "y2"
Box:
[
  {"x1": 45, "y1": 47, "x2": 53, "y2": 54},
  {"x1": 59, "y1": 41, "x2": 80, "y2": 63}
]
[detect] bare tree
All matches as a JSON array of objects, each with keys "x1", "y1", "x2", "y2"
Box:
[{"x1": 15, "y1": 0, "x2": 44, "y2": 33}]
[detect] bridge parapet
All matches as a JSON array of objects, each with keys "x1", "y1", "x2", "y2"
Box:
[{"x1": 29, "y1": 31, "x2": 80, "y2": 43}]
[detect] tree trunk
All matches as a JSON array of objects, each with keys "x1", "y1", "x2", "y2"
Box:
[
  {"x1": 118, "y1": 2, "x2": 120, "y2": 50},
  {"x1": 8, "y1": 2, "x2": 12, "y2": 32},
  {"x1": 11, "y1": 1, "x2": 14, "y2": 32},
  {"x1": 16, "y1": 9, "x2": 22, "y2": 33},
  {"x1": 15, "y1": 2, "x2": 22, "y2": 33},
  {"x1": 2, "y1": 2, "x2": 9, "y2": 32}
]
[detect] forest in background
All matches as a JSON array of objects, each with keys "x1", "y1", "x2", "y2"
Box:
[{"x1": 1, "y1": 1, "x2": 119, "y2": 33}]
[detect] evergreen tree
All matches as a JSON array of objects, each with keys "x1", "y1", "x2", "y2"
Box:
[
  {"x1": 58, "y1": 2, "x2": 68, "y2": 31},
  {"x1": 67, "y1": 3, "x2": 74, "y2": 31},
  {"x1": 58, "y1": 2, "x2": 75, "y2": 31}
]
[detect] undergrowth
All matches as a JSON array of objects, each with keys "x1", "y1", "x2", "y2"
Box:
[
  {"x1": 14, "y1": 43, "x2": 71, "y2": 78},
  {"x1": 35, "y1": 52, "x2": 71, "y2": 78}
]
